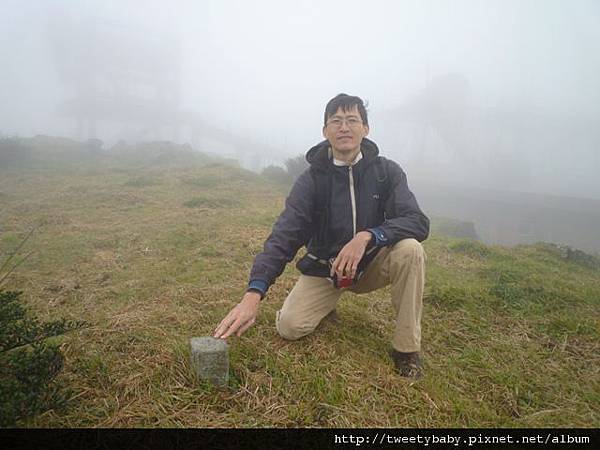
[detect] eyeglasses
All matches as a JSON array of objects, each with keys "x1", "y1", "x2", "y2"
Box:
[{"x1": 326, "y1": 116, "x2": 364, "y2": 129}]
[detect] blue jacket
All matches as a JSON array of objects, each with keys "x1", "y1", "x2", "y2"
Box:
[{"x1": 248, "y1": 138, "x2": 429, "y2": 297}]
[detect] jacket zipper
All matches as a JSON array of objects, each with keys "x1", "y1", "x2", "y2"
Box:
[{"x1": 348, "y1": 166, "x2": 357, "y2": 236}]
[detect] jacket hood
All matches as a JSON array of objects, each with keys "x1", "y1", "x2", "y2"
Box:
[{"x1": 305, "y1": 137, "x2": 380, "y2": 170}]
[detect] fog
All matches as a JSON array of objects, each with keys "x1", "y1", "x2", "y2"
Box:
[{"x1": 2, "y1": 0, "x2": 599, "y2": 199}]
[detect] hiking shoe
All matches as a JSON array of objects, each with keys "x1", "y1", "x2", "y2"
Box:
[{"x1": 390, "y1": 349, "x2": 423, "y2": 379}]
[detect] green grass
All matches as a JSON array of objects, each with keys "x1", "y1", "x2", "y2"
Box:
[{"x1": 0, "y1": 159, "x2": 598, "y2": 428}]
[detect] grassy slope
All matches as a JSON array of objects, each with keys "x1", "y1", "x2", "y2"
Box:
[{"x1": 0, "y1": 162, "x2": 598, "y2": 428}]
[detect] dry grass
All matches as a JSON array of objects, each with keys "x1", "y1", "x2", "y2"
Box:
[{"x1": 0, "y1": 161, "x2": 598, "y2": 428}]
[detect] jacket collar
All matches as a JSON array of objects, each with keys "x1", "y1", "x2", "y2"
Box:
[
  {"x1": 305, "y1": 137, "x2": 380, "y2": 172},
  {"x1": 332, "y1": 149, "x2": 363, "y2": 166}
]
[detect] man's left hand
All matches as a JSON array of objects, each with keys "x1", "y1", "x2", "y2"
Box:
[{"x1": 330, "y1": 231, "x2": 373, "y2": 280}]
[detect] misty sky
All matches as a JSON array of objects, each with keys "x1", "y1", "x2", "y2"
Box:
[{"x1": 1, "y1": 0, "x2": 599, "y2": 198}]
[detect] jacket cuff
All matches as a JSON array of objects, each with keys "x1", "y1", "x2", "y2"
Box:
[
  {"x1": 247, "y1": 279, "x2": 269, "y2": 299},
  {"x1": 367, "y1": 227, "x2": 389, "y2": 247}
]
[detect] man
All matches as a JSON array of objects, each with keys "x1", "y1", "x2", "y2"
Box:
[{"x1": 214, "y1": 93, "x2": 429, "y2": 378}]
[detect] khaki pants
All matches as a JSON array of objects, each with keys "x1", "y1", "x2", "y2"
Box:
[{"x1": 275, "y1": 238, "x2": 425, "y2": 352}]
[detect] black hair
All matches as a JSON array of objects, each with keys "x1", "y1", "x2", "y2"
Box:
[{"x1": 324, "y1": 93, "x2": 369, "y2": 126}]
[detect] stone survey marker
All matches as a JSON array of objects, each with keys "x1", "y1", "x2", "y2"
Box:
[{"x1": 190, "y1": 337, "x2": 229, "y2": 387}]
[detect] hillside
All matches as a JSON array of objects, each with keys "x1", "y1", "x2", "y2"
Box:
[
  {"x1": 415, "y1": 182, "x2": 600, "y2": 254},
  {"x1": 0, "y1": 150, "x2": 598, "y2": 427}
]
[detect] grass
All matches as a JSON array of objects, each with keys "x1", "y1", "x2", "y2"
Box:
[{"x1": 0, "y1": 159, "x2": 598, "y2": 428}]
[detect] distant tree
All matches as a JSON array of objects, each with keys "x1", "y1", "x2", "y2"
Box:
[
  {"x1": 434, "y1": 218, "x2": 479, "y2": 240},
  {"x1": 0, "y1": 137, "x2": 32, "y2": 167},
  {"x1": 261, "y1": 165, "x2": 289, "y2": 185},
  {"x1": 261, "y1": 155, "x2": 309, "y2": 185},
  {"x1": 284, "y1": 154, "x2": 309, "y2": 181},
  {"x1": 83, "y1": 138, "x2": 104, "y2": 153}
]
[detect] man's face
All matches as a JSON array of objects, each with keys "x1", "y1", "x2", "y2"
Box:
[{"x1": 322, "y1": 105, "x2": 369, "y2": 155}]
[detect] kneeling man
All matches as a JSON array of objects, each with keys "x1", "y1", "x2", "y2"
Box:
[{"x1": 214, "y1": 93, "x2": 429, "y2": 378}]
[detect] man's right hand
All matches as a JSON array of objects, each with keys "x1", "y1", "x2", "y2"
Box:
[{"x1": 213, "y1": 291, "x2": 261, "y2": 339}]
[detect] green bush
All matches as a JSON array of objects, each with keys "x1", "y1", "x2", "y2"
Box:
[
  {"x1": 0, "y1": 229, "x2": 85, "y2": 426},
  {"x1": 0, "y1": 290, "x2": 85, "y2": 426}
]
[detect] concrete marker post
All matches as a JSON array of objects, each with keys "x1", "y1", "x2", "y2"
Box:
[{"x1": 190, "y1": 336, "x2": 229, "y2": 387}]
